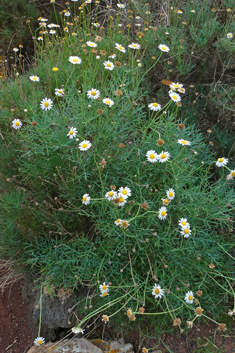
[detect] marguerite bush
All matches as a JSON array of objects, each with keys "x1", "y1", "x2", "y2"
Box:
[{"x1": 0, "y1": 0, "x2": 235, "y2": 337}]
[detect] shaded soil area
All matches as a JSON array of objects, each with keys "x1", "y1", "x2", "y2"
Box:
[
  {"x1": 0, "y1": 279, "x2": 33, "y2": 353},
  {"x1": 0, "y1": 278, "x2": 235, "y2": 353}
]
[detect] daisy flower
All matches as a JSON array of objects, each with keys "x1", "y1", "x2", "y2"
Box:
[
  {"x1": 117, "y1": 3, "x2": 126, "y2": 9},
  {"x1": 115, "y1": 219, "x2": 122, "y2": 226},
  {"x1": 177, "y1": 10, "x2": 182, "y2": 14},
  {"x1": 148, "y1": 102, "x2": 162, "y2": 111},
  {"x1": 37, "y1": 36, "x2": 43, "y2": 41},
  {"x1": 115, "y1": 43, "x2": 126, "y2": 53},
  {"x1": 184, "y1": 291, "x2": 194, "y2": 304},
  {"x1": 166, "y1": 188, "x2": 175, "y2": 200},
  {"x1": 162, "y1": 198, "x2": 170, "y2": 206},
  {"x1": 152, "y1": 284, "x2": 164, "y2": 299},
  {"x1": 120, "y1": 220, "x2": 129, "y2": 229},
  {"x1": 178, "y1": 218, "x2": 190, "y2": 228},
  {"x1": 109, "y1": 54, "x2": 116, "y2": 59},
  {"x1": 64, "y1": 11, "x2": 70, "y2": 16},
  {"x1": 105, "y1": 190, "x2": 117, "y2": 201},
  {"x1": 99, "y1": 282, "x2": 109, "y2": 292},
  {"x1": 158, "y1": 151, "x2": 170, "y2": 163},
  {"x1": 67, "y1": 127, "x2": 78, "y2": 139},
  {"x1": 87, "y1": 88, "x2": 100, "y2": 99},
  {"x1": 82, "y1": 194, "x2": 91, "y2": 205},
  {"x1": 117, "y1": 195, "x2": 126, "y2": 207},
  {"x1": 13, "y1": 48, "x2": 19, "y2": 52},
  {"x1": 177, "y1": 139, "x2": 191, "y2": 146},
  {"x1": 103, "y1": 61, "x2": 115, "y2": 70},
  {"x1": 128, "y1": 43, "x2": 141, "y2": 49},
  {"x1": 49, "y1": 30, "x2": 56, "y2": 34},
  {"x1": 69, "y1": 56, "x2": 82, "y2": 64},
  {"x1": 55, "y1": 88, "x2": 64, "y2": 97},
  {"x1": 34, "y1": 337, "x2": 45, "y2": 346},
  {"x1": 181, "y1": 226, "x2": 191, "y2": 238},
  {"x1": 169, "y1": 91, "x2": 181, "y2": 102},
  {"x1": 216, "y1": 157, "x2": 228, "y2": 167},
  {"x1": 92, "y1": 22, "x2": 100, "y2": 28},
  {"x1": 191, "y1": 9, "x2": 195, "y2": 13},
  {"x1": 29, "y1": 75, "x2": 40, "y2": 82},
  {"x1": 227, "y1": 170, "x2": 235, "y2": 180},
  {"x1": 178, "y1": 87, "x2": 185, "y2": 94},
  {"x1": 86, "y1": 41, "x2": 97, "y2": 48},
  {"x1": 146, "y1": 150, "x2": 158, "y2": 163},
  {"x1": 136, "y1": 16, "x2": 141, "y2": 20},
  {"x1": 79, "y1": 140, "x2": 92, "y2": 151},
  {"x1": 72, "y1": 327, "x2": 85, "y2": 334},
  {"x1": 103, "y1": 98, "x2": 114, "y2": 106},
  {"x1": 100, "y1": 290, "x2": 109, "y2": 297},
  {"x1": 118, "y1": 186, "x2": 131, "y2": 199},
  {"x1": 169, "y1": 82, "x2": 183, "y2": 90},
  {"x1": 158, "y1": 44, "x2": 170, "y2": 52},
  {"x1": 227, "y1": 33, "x2": 233, "y2": 39},
  {"x1": 12, "y1": 119, "x2": 22, "y2": 130},
  {"x1": 158, "y1": 206, "x2": 167, "y2": 220},
  {"x1": 40, "y1": 98, "x2": 53, "y2": 111}
]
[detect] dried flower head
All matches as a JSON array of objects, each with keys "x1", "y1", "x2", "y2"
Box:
[
  {"x1": 100, "y1": 159, "x2": 107, "y2": 168},
  {"x1": 178, "y1": 123, "x2": 185, "y2": 130},
  {"x1": 218, "y1": 323, "x2": 226, "y2": 331},
  {"x1": 102, "y1": 315, "x2": 109, "y2": 322},
  {"x1": 209, "y1": 263, "x2": 215, "y2": 269},
  {"x1": 195, "y1": 307, "x2": 203, "y2": 316},
  {"x1": 115, "y1": 61, "x2": 122, "y2": 67},
  {"x1": 129, "y1": 314, "x2": 136, "y2": 321},
  {"x1": 115, "y1": 89, "x2": 123, "y2": 96},
  {"x1": 141, "y1": 202, "x2": 148, "y2": 210},
  {"x1": 173, "y1": 318, "x2": 181, "y2": 326},
  {"x1": 196, "y1": 290, "x2": 203, "y2": 297},
  {"x1": 97, "y1": 109, "x2": 103, "y2": 114},
  {"x1": 186, "y1": 321, "x2": 193, "y2": 328},
  {"x1": 138, "y1": 307, "x2": 145, "y2": 314},
  {"x1": 157, "y1": 139, "x2": 164, "y2": 146},
  {"x1": 119, "y1": 143, "x2": 125, "y2": 147},
  {"x1": 31, "y1": 121, "x2": 38, "y2": 126}
]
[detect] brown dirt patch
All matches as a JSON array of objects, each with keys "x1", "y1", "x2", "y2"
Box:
[{"x1": 0, "y1": 278, "x2": 33, "y2": 353}]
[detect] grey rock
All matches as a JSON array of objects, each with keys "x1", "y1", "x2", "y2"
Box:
[{"x1": 22, "y1": 276, "x2": 82, "y2": 341}]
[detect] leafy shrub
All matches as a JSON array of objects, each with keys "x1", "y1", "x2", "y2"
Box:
[{"x1": 0, "y1": 0, "x2": 235, "y2": 337}]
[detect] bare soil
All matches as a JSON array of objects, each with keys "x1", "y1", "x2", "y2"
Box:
[{"x1": 0, "y1": 278, "x2": 235, "y2": 353}]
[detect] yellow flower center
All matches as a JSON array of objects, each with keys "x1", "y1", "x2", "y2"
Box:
[
  {"x1": 73, "y1": 58, "x2": 78, "y2": 62},
  {"x1": 164, "y1": 199, "x2": 169, "y2": 204},
  {"x1": 161, "y1": 211, "x2": 166, "y2": 216},
  {"x1": 181, "y1": 140, "x2": 187, "y2": 144},
  {"x1": 133, "y1": 44, "x2": 137, "y2": 47},
  {"x1": 108, "y1": 191, "x2": 114, "y2": 197},
  {"x1": 83, "y1": 197, "x2": 87, "y2": 201},
  {"x1": 154, "y1": 288, "x2": 160, "y2": 294},
  {"x1": 52, "y1": 67, "x2": 58, "y2": 71},
  {"x1": 103, "y1": 292, "x2": 108, "y2": 296},
  {"x1": 33, "y1": 77, "x2": 37, "y2": 80},
  {"x1": 90, "y1": 43, "x2": 94, "y2": 46},
  {"x1": 119, "y1": 197, "x2": 124, "y2": 203},
  {"x1": 172, "y1": 95, "x2": 178, "y2": 100},
  {"x1": 91, "y1": 91, "x2": 97, "y2": 96},
  {"x1": 102, "y1": 285, "x2": 107, "y2": 290},
  {"x1": 161, "y1": 46, "x2": 166, "y2": 50},
  {"x1": 218, "y1": 158, "x2": 223, "y2": 163},
  {"x1": 119, "y1": 46, "x2": 123, "y2": 50},
  {"x1": 161, "y1": 154, "x2": 166, "y2": 159},
  {"x1": 184, "y1": 229, "x2": 189, "y2": 234},
  {"x1": 58, "y1": 90, "x2": 62, "y2": 93},
  {"x1": 153, "y1": 103, "x2": 158, "y2": 107},
  {"x1": 232, "y1": 171, "x2": 235, "y2": 177},
  {"x1": 189, "y1": 295, "x2": 193, "y2": 300},
  {"x1": 182, "y1": 221, "x2": 187, "y2": 226},
  {"x1": 44, "y1": 102, "x2": 49, "y2": 107},
  {"x1": 69, "y1": 131, "x2": 74, "y2": 135},
  {"x1": 15, "y1": 121, "x2": 20, "y2": 126},
  {"x1": 122, "y1": 190, "x2": 128, "y2": 195},
  {"x1": 116, "y1": 219, "x2": 120, "y2": 223},
  {"x1": 107, "y1": 63, "x2": 111, "y2": 67},
  {"x1": 82, "y1": 143, "x2": 88, "y2": 148},
  {"x1": 105, "y1": 100, "x2": 111, "y2": 104},
  {"x1": 149, "y1": 153, "x2": 155, "y2": 159},
  {"x1": 174, "y1": 84, "x2": 179, "y2": 88},
  {"x1": 169, "y1": 192, "x2": 173, "y2": 197},
  {"x1": 38, "y1": 340, "x2": 43, "y2": 345}
]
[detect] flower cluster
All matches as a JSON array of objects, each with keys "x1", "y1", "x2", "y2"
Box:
[
  {"x1": 99, "y1": 282, "x2": 109, "y2": 297},
  {"x1": 179, "y1": 218, "x2": 192, "y2": 238}
]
